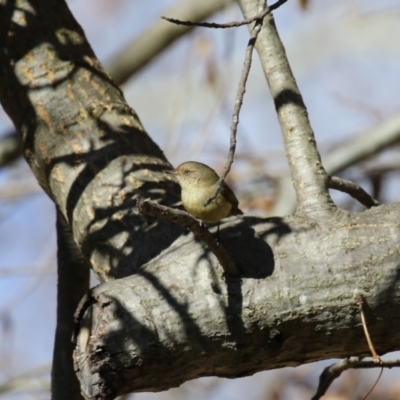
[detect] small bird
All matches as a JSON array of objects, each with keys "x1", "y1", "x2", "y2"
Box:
[{"x1": 170, "y1": 161, "x2": 242, "y2": 224}]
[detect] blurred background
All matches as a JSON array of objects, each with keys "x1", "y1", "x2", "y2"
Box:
[{"x1": 1, "y1": 0, "x2": 400, "y2": 398}]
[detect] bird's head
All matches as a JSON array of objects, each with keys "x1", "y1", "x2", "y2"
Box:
[{"x1": 170, "y1": 161, "x2": 219, "y2": 188}]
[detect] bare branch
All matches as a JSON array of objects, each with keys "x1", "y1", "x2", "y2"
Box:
[
  {"x1": 136, "y1": 197, "x2": 240, "y2": 276},
  {"x1": 311, "y1": 357, "x2": 363, "y2": 400},
  {"x1": 238, "y1": 0, "x2": 334, "y2": 217},
  {"x1": 312, "y1": 357, "x2": 398, "y2": 400},
  {"x1": 161, "y1": 0, "x2": 288, "y2": 29},
  {"x1": 2, "y1": 1, "x2": 238, "y2": 162},
  {"x1": 355, "y1": 293, "x2": 382, "y2": 364},
  {"x1": 108, "y1": 0, "x2": 235, "y2": 86},
  {"x1": 0, "y1": 0, "x2": 178, "y2": 281},
  {"x1": 328, "y1": 176, "x2": 380, "y2": 209},
  {"x1": 73, "y1": 202, "x2": 400, "y2": 396},
  {"x1": 273, "y1": 112, "x2": 400, "y2": 216},
  {"x1": 312, "y1": 273, "x2": 392, "y2": 400},
  {"x1": 324, "y1": 112, "x2": 400, "y2": 174},
  {"x1": 205, "y1": 0, "x2": 267, "y2": 207},
  {"x1": 362, "y1": 367, "x2": 383, "y2": 400},
  {"x1": 352, "y1": 359, "x2": 400, "y2": 369}
]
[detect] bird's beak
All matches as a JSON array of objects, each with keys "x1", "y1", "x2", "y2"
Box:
[{"x1": 166, "y1": 168, "x2": 177, "y2": 175}]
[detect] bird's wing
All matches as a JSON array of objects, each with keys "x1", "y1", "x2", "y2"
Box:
[{"x1": 222, "y1": 182, "x2": 243, "y2": 215}]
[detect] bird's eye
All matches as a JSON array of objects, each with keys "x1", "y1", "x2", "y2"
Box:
[{"x1": 184, "y1": 170, "x2": 190, "y2": 175}]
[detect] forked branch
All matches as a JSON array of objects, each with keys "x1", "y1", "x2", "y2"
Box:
[{"x1": 238, "y1": 0, "x2": 334, "y2": 217}]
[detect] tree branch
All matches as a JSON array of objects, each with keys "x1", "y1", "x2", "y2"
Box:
[
  {"x1": 161, "y1": 0, "x2": 287, "y2": 29},
  {"x1": 108, "y1": 0, "x2": 235, "y2": 86},
  {"x1": 238, "y1": 0, "x2": 334, "y2": 217},
  {"x1": 205, "y1": 0, "x2": 266, "y2": 207},
  {"x1": 0, "y1": 0, "x2": 181, "y2": 281},
  {"x1": 136, "y1": 197, "x2": 240, "y2": 276},
  {"x1": 1, "y1": 1, "x2": 237, "y2": 165},
  {"x1": 328, "y1": 176, "x2": 379, "y2": 208},
  {"x1": 355, "y1": 292, "x2": 382, "y2": 364},
  {"x1": 272, "y1": 112, "x2": 400, "y2": 216},
  {"x1": 312, "y1": 357, "x2": 400, "y2": 400},
  {"x1": 324, "y1": 112, "x2": 400, "y2": 174},
  {"x1": 311, "y1": 357, "x2": 363, "y2": 400},
  {"x1": 160, "y1": 0, "x2": 287, "y2": 210},
  {"x1": 73, "y1": 203, "x2": 400, "y2": 398},
  {"x1": 3, "y1": 2, "x2": 400, "y2": 399}
]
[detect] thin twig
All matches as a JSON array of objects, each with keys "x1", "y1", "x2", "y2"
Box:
[
  {"x1": 352, "y1": 359, "x2": 400, "y2": 369},
  {"x1": 311, "y1": 357, "x2": 399, "y2": 400},
  {"x1": 136, "y1": 197, "x2": 240, "y2": 276},
  {"x1": 313, "y1": 294, "x2": 387, "y2": 400},
  {"x1": 354, "y1": 293, "x2": 382, "y2": 364},
  {"x1": 360, "y1": 308, "x2": 382, "y2": 364},
  {"x1": 311, "y1": 357, "x2": 363, "y2": 400},
  {"x1": 328, "y1": 176, "x2": 380, "y2": 208},
  {"x1": 108, "y1": 0, "x2": 236, "y2": 85},
  {"x1": 361, "y1": 366, "x2": 383, "y2": 400},
  {"x1": 204, "y1": 0, "x2": 268, "y2": 207},
  {"x1": 161, "y1": 0, "x2": 287, "y2": 29}
]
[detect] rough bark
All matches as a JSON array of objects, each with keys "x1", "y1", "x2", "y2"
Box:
[
  {"x1": 73, "y1": 205, "x2": 400, "y2": 398},
  {"x1": 238, "y1": 0, "x2": 334, "y2": 217},
  {"x1": 0, "y1": 0, "x2": 236, "y2": 168},
  {"x1": 0, "y1": 0, "x2": 182, "y2": 282}
]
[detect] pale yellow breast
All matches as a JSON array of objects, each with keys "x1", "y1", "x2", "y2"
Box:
[{"x1": 181, "y1": 185, "x2": 232, "y2": 223}]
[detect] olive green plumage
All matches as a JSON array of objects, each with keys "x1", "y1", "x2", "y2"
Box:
[{"x1": 172, "y1": 161, "x2": 242, "y2": 223}]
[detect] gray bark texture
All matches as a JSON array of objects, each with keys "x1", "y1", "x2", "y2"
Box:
[
  {"x1": 0, "y1": 1, "x2": 399, "y2": 400},
  {"x1": 73, "y1": 206, "x2": 400, "y2": 398}
]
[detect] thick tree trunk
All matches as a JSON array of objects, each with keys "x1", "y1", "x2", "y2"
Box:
[
  {"x1": 73, "y1": 205, "x2": 400, "y2": 398},
  {"x1": 0, "y1": 0, "x2": 182, "y2": 283}
]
